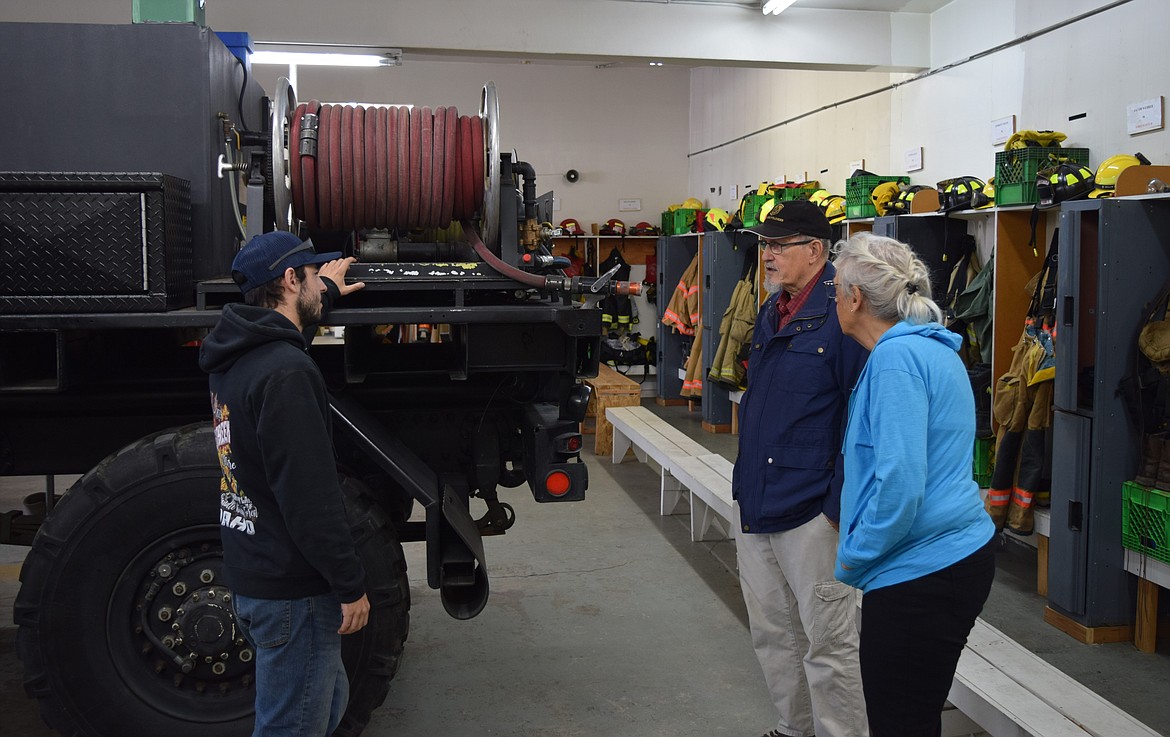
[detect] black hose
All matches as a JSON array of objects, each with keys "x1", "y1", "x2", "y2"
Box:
[{"x1": 513, "y1": 161, "x2": 537, "y2": 220}]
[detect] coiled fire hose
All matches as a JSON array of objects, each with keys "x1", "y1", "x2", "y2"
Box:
[
  {"x1": 282, "y1": 84, "x2": 635, "y2": 296},
  {"x1": 290, "y1": 102, "x2": 484, "y2": 232}
]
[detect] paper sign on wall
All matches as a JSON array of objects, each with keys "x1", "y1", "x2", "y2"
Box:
[
  {"x1": 618, "y1": 199, "x2": 642, "y2": 212},
  {"x1": 1127, "y1": 97, "x2": 1164, "y2": 135},
  {"x1": 904, "y1": 147, "x2": 923, "y2": 173},
  {"x1": 848, "y1": 159, "x2": 865, "y2": 174},
  {"x1": 729, "y1": 184, "x2": 738, "y2": 202},
  {"x1": 991, "y1": 115, "x2": 1016, "y2": 146}
]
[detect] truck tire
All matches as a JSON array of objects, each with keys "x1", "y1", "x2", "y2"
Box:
[{"x1": 13, "y1": 424, "x2": 410, "y2": 737}]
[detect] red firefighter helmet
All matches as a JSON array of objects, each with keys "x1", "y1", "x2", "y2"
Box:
[
  {"x1": 559, "y1": 218, "x2": 585, "y2": 236},
  {"x1": 599, "y1": 218, "x2": 626, "y2": 236}
]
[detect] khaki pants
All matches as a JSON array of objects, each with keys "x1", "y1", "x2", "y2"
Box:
[{"x1": 737, "y1": 515, "x2": 869, "y2": 737}]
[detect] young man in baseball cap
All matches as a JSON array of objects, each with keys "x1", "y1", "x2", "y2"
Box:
[{"x1": 199, "y1": 231, "x2": 368, "y2": 736}]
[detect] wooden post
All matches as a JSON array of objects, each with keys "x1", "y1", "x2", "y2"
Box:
[
  {"x1": 1036, "y1": 534, "x2": 1049, "y2": 598},
  {"x1": 1135, "y1": 577, "x2": 1159, "y2": 654}
]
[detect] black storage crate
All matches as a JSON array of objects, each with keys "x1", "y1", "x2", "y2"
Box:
[{"x1": 0, "y1": 172, "x2": 193, "y2": 313}]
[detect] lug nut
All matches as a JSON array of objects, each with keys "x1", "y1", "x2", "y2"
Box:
[
  {"x1": 157, "y1": 563, "x2": 174, "y2": 579},
  {"x1": 204, "y1": 656, "x2": 214, "y2": 664},
  {"x1": 172, "y1": 582, "x2": 187, "y2": 597},
  {"x1": 200, "y1": 569, "x2": 215, "y2": 583},
  {"x1": 212, "y1": 662, "x2": 227, "y2": 675},
  {"x1": 158, "y1": 607, "x2": 173, "y2": 622},
  {"x1": 163, "y1": 635, "x2": 176, "y2": 648},
  {"x1": 223, "y1": 593, "x2": 232, "y2": 603},
  {"x1": 239, "y1": 648, "x2": 254, "y2": 663}
]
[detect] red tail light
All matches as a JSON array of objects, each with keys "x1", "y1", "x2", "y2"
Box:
[{"x1": 545, "y1": 470, "x2": 572, "y2": 497}]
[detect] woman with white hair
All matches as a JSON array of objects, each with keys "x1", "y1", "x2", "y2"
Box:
[{"x1": 830, "y1": 232, "x2": 996, "y2": 737}]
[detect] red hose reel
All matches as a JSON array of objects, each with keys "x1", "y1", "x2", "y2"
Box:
[{"x1": 275, "y1": 81, "x2": 501, "y2": 248}]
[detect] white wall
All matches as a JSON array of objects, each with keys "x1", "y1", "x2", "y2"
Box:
[
  {"x1": 250, "y1": 61, "x2": 691, "y2": 229},
  {"x1": 689, "y1": 0, "x2": 1170, "y2": 201}
]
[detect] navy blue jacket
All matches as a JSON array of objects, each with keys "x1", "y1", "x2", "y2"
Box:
[{"x1": 732, "y1": 261, "x2": 868, "y2": 533}]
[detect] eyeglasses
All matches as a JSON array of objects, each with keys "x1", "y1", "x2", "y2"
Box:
[
  {"x1": 758, "y1": 237, "x2": 819, "y2": 255},
  {"x1": 267, "y1": 240, "x2": 316, "y2": 270},
  {"x1": 823, "y1": 279, "x2": 837, "y2": 302}
]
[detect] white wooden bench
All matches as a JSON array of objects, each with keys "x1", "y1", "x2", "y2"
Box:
[
  {"x1": 607, "y1": 405, "x2": 738, "y2": 542},
  {"x1": 949, "y1": 618, "x2": 1162, "y2": 737}
]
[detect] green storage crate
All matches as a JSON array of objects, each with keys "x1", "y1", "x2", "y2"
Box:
[
  {"x1": 1122, "y1": 481, "x2": 1170, "y2": 563},
  {"x1": 845, "y1": 174, "x2": 910, "y2": 219},
  {"x1": 846, "y1": 204, "x2": 876, "y2": 220},
  {"x1": 973, "y1": 437, "x2": 995, "y2": 488},
  {"x1": 995, "y1": 147, "x2": 1090, "y2": 206},
  {"x1": 661, "y1": 208, "x2": 698, "y2": 235},
  {"x1": 741, "y1": 194, "x2": 769, "y2": 228},
  {"x1": 133, "y1": 0, "x2": 206, "y2": 24},
  {"x1": 772, "y1": 185, "x2": 821, "y2": 202}
]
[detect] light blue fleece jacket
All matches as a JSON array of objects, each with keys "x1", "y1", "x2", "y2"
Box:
[{"x1": 835, "y1": 320, "x2": 995, "y2": 592}]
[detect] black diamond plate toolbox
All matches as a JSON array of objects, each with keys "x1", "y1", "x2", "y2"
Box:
[{"x1": 0, "y1": 172, "x2": 193, "y2": 313}]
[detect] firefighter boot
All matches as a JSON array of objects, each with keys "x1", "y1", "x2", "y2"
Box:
[
  {"x1": 1154, "y1": 437, "x2": 1170, "y2": 492},
  {"x1": 1136, "y1": 433, "x2": 1164, "y2": 487}
]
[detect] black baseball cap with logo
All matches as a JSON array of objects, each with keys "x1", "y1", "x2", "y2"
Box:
[{"x1": 744, "y1": 198, "x2": 833, "y2": 241}]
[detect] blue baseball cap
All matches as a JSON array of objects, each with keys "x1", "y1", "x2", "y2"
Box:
[{"x1": 231, "y1": 231, "x2": 342, "y2": 293}]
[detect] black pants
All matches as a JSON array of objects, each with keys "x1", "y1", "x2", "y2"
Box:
[{"x1": 859, "y1": 535, "x2": 997, "y2": 737}]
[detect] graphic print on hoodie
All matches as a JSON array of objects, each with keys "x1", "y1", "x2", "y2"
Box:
[{"x1": 212, "y1": 392, "x2": 256, "y2": 535}]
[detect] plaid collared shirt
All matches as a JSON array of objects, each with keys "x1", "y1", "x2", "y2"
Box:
[{"x1": 776, "y1": 264, "x2": 827, "y2": 330}]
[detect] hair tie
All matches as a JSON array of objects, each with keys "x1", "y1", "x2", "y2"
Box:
[{"x1": 906, "y1": 282, "x2": 919, "y2": 295}]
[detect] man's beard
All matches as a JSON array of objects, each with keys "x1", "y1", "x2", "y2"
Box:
[{"x1": 295, "y1": 282, "x2": 322, "y2": 327}]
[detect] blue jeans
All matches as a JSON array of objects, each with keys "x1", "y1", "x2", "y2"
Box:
[{"x1": 233, "y1": 593, "x2": 349, "y2": 737}]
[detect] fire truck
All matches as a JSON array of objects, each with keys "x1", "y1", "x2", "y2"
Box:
[{"x1": 0, "y1": 21, "x2": 629, "y2": 737}]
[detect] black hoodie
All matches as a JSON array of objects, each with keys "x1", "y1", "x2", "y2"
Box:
[{"x1": 198, "y1": 300, "x2": 365, "y2": 603}]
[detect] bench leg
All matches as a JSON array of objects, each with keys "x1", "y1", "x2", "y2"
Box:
[
  {"x1": 661, "y1": 469, "x2": 687, "y2": 516},
  {"x1": 690, "y1": 497, "x2": 731, "y2": 542},
  {"x1": 611, "y1": 429, "x2": 633, "y2": 464}
]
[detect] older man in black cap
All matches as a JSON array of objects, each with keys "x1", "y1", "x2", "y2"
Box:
[
  {"x1": 733, "y1": 199, "x2": 870, "y2": 737},
  {"x1": 199, "y1": 231, "x2": 367, "y2": 737}
]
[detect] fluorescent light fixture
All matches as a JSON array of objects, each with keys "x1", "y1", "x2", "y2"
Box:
[
  {"x1": 761, "y1": 0, "x2": 797, "y2": 15},
  {"x1": 251, "y1": 51, "x2": 399, "y2": 67}
]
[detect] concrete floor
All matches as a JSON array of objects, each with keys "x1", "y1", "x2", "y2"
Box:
[{"x1": 2, "y1": 400, "x2": 1169, "y2": 736}]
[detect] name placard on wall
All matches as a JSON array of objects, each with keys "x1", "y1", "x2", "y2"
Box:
[
  {"x1": 1128, "y1": 97, "x2": 1164, "y2": 135},
  {"x1": 991, "y1": 115, "x2": 1016, "y2": 146},
  {"x1": 904, "y1": 147, "x2": 923, "y2": 173},
  {"x1": 618, "y1": 199, "x2": 642, "y2": 212}
]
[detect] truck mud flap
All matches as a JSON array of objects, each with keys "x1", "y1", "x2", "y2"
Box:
[{"x1": 329, "y1": 392, "x2": 489, "y2": 619}]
